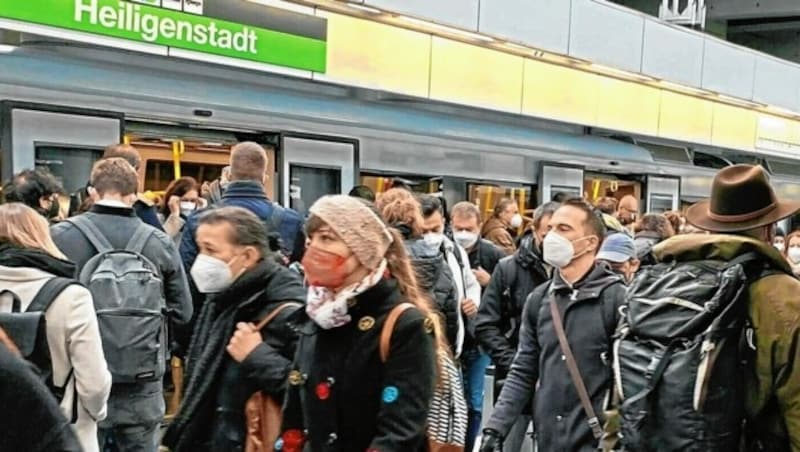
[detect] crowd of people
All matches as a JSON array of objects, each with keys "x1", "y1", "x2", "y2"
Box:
[{"x1": 0, "y1": 141, "x2": 799, "y2": 452}]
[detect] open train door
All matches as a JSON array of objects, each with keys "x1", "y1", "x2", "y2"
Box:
[
  {"x1": 278, "y1": 132, "x2": 359, "y2": 217},
  {"x1": 537, "y1": 162, "x2": 584, "y2": 205},
  {"x1": 645, "y1": 174, "x2": 681, "y2": 213},
  {"x1": 1, "y1": 102, "x2": 123, "y2": 194}
]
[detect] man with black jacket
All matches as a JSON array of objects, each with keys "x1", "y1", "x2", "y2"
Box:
[
  {"x1": 480, "y1": 198, "x2": 626, "y2": 452},
  {"x1": 475, "y1": 201, "x2": 559, "y2": 451}
]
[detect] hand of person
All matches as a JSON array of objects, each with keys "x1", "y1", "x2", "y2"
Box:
[
  {"x1": 197, "y1": 197, "x2": 208, "y2": 209},
  {"x1": 200, "y1": 181, "x2": 211, "y2": 197},
  {"x1": 168, "y1": 196, "x2": 181, "y2": 216},
  {"x1": 479, "y1": 429, "x2": 503, "y2": 452},
  {"x1": 462, "y1": 298, "x2": 478, "y2": 318},
  {"x1": 473, "y1": 267, "x2": 491, "y2": 286},
  {"x1": 226, "y1": 322, "x2": 263, "y2": 363}
]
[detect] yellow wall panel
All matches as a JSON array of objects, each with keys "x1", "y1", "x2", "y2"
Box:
[
  {"x1": 322, "y1": 12, "x2": 431, "y2": 98},
  {"x1": 595, "y1": 78, "x2": 660, "y2": 136},
  {"x1": 522, "y1": 59, "x2": 599, "y2": 125},
  {"x1": 658, "y1": 91, "x2": 713, "y2": 144},
  {"x1": 429, "y1": 37, "x2": 524, "y2": 112},
  {"x1": 711, "y1": 103, "x2": 756, "y2": 151}
]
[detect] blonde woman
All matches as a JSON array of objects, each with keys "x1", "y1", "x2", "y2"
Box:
[{"x1": 0, "y1": 203, "x2": 111, "y2": 452}]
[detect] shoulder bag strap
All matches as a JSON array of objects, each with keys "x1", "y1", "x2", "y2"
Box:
[
  {"x1": 255, "y1": 302, "x2": 303, "y2": 330},
  {"x1": 549, "y1": 294, "x2": 605, "y2": 440},
  {"x1": 27, "y1": 277, "x2": 77, "y2": 313},
  {"x1": 379, "y1": 303, "x2": 416, "y2": 363},
  {"x1": 67, "y1": 216, "x2": 113, "y2": 253},
  {"x1": 126, "y1": 223, "x2": 154, "y2": 254}
]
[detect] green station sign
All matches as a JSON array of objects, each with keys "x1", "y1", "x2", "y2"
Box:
[{"x1": 0, "y1": 0, "x2": 327, "y2": 72}]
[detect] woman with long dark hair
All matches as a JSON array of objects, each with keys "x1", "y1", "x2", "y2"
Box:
[{"x1": 159, "y1": 177, "x2": 206, "y2": 245}]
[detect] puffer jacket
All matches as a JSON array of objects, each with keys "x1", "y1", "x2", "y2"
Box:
[
  {"x1": 653, "y1": 234, "x2": 800, "y2": 450},
  {"x1": 405, "y1": 238, "x2": 460, "y2": 349},
  {"x1": 481, "y1": 217, "x2": 516, "y2": 255}
]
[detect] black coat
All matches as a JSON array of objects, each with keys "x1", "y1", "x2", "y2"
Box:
[
  {"x1": 476, "y1": 240, "x2": 549, "y2": 373},
  {"x1": 0, "y1": 342, "x2": 82, "y2": 452},
  {"x1": 486, "y1": 263, "x2": 625, "y2": 452},
  {"x1": 163, "y1": 260, "x2": 306, "y2": 452},
  {"x1": 281, "y1": 278, "x2": 437, "y2": 452},
  {"x1": 467, "y1": 239, "x2": 506, "y2": 276}
]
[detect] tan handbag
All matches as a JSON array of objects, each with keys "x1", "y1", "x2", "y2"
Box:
[{"x1": 244, "y1": 302, "x2": 302, "y2": 452}]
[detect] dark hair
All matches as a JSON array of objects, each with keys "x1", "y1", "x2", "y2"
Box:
[
  {"x1": 419, "y1": 194, "x2": 443, "y2": 218},
  {"x1": 634, "y1": 214, "x2": 675, "y2": 239},
  {"x1": 197, "y1": 206, "x2": 269, "y2": 256},
  {"x1": 662, "y1": 211, "x2": 682, "y2": 235},
  {"x1": 552, "y1": 192, "x2": 570, "y2": 202},
  {"x1": 562, "y1": 197, "x2": 606, "y2": 248},
  {"x1": 493, "y1": 198, "x2": 516, "y2": 218},
  {"x1": 160, "y1": 177, "x2": 200, "y2": 216},
  {"x1": 595, "y1": 197, "x2": 619, "y2": 215},
  {"x1": 348, "y1": 185, "x2": 376, "y2": 202},
  {"x1": 533, "y1": 201, "x2": 560, "y2": 229},
  {"x1": 90, "y1": 158, "x2": 139, "y2": 196},
  {"x1": 230, "y1": 141, "x2": 268, "y2": 182},
  {"x1": 2, "y1": 168, "x2": 63, "y2": 208},
  {"x1": 102, "y1": 144, "x2": 141, "y2": 171}
]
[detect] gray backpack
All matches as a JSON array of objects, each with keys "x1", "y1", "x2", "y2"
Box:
[{"x1": 68, "y1": 216, "x2": 167, "y2": 384}]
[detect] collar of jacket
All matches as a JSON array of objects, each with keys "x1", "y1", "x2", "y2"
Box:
[
  {"x1": 515, "y1": 237, "x2": 544, "y2": 269},
  {"x1": 0, "y1": 242, "x2": 76, "y2": 278},
  {"x1": 221, "y1": 180, "x2": 268, "y2": 201},
  {"x1": 652, "y1": 233, "x2": 792, "y2": 274},
  {"x1": 481, "y1": 217, "x2": 510, "y2": 235},
  {"x1": 89, "y1": 203, "x2": 136, "y2": 217},
  {"x1": 550, "y1": 262, "x2": 622, "y2": 301}
]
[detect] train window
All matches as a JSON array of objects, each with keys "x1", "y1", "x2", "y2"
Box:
[
  {"x1": 468, "y1": 183, "x2": 532, "y2": 221},
  {"x1": 649, "y1": 194, "x2": 674, "y2": 214},
  {"x1": 144, "y1": 160, "x2": 224, "y2": 192},
  {"x1": 361, "y1": 174, "x2": 440, "y2": 195},
  {"x1": 290, "y1": 164, "x2": 340, "y2": 217},
  {"x1": 35, "y1": 146, "x2": 103, "y2": 194}
]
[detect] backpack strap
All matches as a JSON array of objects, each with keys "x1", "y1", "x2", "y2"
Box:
[
  {"x1": 379, "y1": 303, "x2": 416, "y2": 363},
  {"x1": 126, "y1": 223, "x2": 154, "y2": 255},
  {"x1": 27, "y1": 277, "x2": 77, "y2": 313},
  {"x1": 0, "y1": 290, "x2": 22, "y2": 313},
  {"x1": 67, "y1": 216, "x2": 113, "y2": 253},
  {"x1": 254, "y1": 302, "x2": 303, "y2": 330}
]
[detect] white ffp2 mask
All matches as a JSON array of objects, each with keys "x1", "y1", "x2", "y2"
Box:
[
  {"x1": 453, "y1": 231, "x2": 479, "y2": 250},
  {"x1": 509, "y1": 214, "x2": 523, "y2": 229},
  {"x1": 190, "y1": 254, "x2": 235, "y2": 293}
]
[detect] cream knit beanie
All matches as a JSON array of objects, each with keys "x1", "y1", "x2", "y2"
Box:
[{"x1": 308, "y1": 195, "x2": 394, "y2": 269}]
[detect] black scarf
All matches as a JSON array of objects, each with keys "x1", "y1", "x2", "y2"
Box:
[
  {"x1": 164, "y1": 260, "x2": 280, "y2": 451},
  {"x1": 0, "y1": 242, "x2": 76, "y2": 278}
]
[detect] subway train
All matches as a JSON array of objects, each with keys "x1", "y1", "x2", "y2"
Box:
[{"x1": 3, "y1": 44, "x2": 800, "y2": 226}]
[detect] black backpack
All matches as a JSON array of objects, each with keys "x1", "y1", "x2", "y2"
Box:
[
  {"x1": 0, "y1": 277, "x2": 79, "y2": 421},
  {"x1": 613, "y1": 252, "x2": 781, "y2": 452}
]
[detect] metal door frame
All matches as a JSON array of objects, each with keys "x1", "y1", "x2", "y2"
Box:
[
  {"x1": 645, "y1": 174, "x2": 682, "y2": 213},
  {"x1": 537, "y1": 161, "x2": 585, "y2": 205}
]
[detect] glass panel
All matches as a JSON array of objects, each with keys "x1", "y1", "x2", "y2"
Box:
[
  {"x1": 467, "y1": 183, "x2": 532, "y2": 222},
  {"x1": 290, "y1": 165, "x2": 341, "y2": 217},
  {"x1": 35, "y1": 146, "x2": 104, "y2": 194},
  {"x1": 649, "y1": 194, "x2": 674, "y2": 214},
  {"x1": 360, "y1": 174, "x2": 441, "y2": 196},
  {"x1": 143, "y1": 160, "x2": 225, "y2": 192}
]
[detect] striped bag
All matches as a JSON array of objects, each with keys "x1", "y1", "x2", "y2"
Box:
[{"x1": 381, "y1": 303, "x2": 468, "y2": 452}]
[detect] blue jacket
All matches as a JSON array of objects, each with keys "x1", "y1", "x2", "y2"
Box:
[{"x1": 180, "y1": 181, "x2": 305, "y2": 270}]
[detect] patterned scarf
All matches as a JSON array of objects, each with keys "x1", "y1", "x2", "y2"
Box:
[{"x1": 306, "y1": 259, "x2": 387, "y2": 329}]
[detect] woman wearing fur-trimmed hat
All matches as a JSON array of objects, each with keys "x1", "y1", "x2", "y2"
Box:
[{"x1": 279, "y1": 195, "x2": 441, "y2": 452}]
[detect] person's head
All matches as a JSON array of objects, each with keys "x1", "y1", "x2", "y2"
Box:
[
  {"x1": 348, "y1": 185, "x2": 376, "y2": 202},
  {"x1": 2, "y1": 168, "x2": 64, "y2": 219},
  {"x1": 451, "y1": 201, "x2": 482, "y2": 250},
  {"x1": 616, "y1": 195, "x2": 639, "y2": 226},
  {"x1": 552, "y1": 192, "x2": 570, "y2": 203},
  {"x1": 774, "y1": 227, "x2": 787, "y2": 251},
  {"x1": 230, "y1": 142, "x2": 268, "y2": 183},
  {"x1": 419, "y1": 194, "x2": 445, "y2": 235},
  {"x1": 595, "y1": 197, "x2": 619, "y2": 215},
  {"x1": 532, "y1": 201, "x2": 561, "y2": 248},
  {"x1": 0, "y1": 203, "x2": 66, "y2": 259},
  {"x1": 191, "y1": 207, "x2": 269, "y2": 293},
  {"x1": 543, "y1": 198, "x2": 606, "y2": 271},
  {"x1": 89, "y1": 158, "x2": 139, "y2": 205},
  {"x1": 375, "y1": 188, "x2": 424, "y2": 239},
  {"x1": 686, "y1": 164, "x2": 800, "y2": 246},
  {"x1": 102, "y1": 144, "x2": 141, "y2": 171},
  {"x1": 634, "y1": 214, "x2": 676, "y2": 239},
  {"x1": 662, "y1": 211, "x2": 683, "y2": 235},
  {"x1": 785, "y1": 231, "x2": 800, "y2": 264},
  {"x1": 161, "y1": 177, "x2": 201, "y2": 217},
  {"x1": 493, "y1": 198, "x2": 521, "y2": 229},
  {"x1": 597, "y1": 233, "x2": 639, "y2": 283}
]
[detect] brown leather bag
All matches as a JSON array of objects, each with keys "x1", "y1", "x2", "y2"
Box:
[{"x1": 244, "y1": 302, "x2": 302, "y2": 452}]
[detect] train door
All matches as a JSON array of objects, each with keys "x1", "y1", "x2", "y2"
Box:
[
  {"x1": 538, "y1": 162, "x2": 584, "y2": 204},
  {"x1": 279, "y1": 133, "x2": 358, "y2": 217},
  {"x1": 1, "y1": 102, "x2": 122, "y2": 193},
  {"x1": 645, "y1": 175, "x2": 681, "y2": 213}
]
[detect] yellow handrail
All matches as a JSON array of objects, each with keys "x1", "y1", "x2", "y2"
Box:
[{"x1": 172, "y1": 140, "x2": 185, "y2": 180}]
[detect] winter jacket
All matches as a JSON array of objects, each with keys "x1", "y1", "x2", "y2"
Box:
[
  {"x1": 281, "y1": 278, "x2": 436, "y2": 452},
  {"x1": 468, "y1": 238, "x2": 506, "y2": 277},
  {"x1": 633, "y1": 230, "x2": 664, "y2": 266},
  {"x1": 653, "y1": 234, "x2": 800, "y2": 451},
  {"x1": 405, "y1": 238, "x2": 460, "y2": 349},
  {"x1": 442, "y1": 237, "x2": 481, "y2": 357},
  {"x1": 134, "y1": 195, "x2": 165, "y2": 232},
  {"x1": 481, "y1": 217, "x2": 516, "y2": 255},
  {"x1": 486, "y1": 263, "x2": 625, "y2": 451},
  {"x1": 0, "y1": 342, "x2": 83, "y2": 452},
  {"x1": 180, "y1": 181, "x2": 305, "y2": 267},
  {"x1": 51, "y1": 203, "x2": 193, "y2": 428},
  {"x1": 163, "y1": 260, "x2": 306, "y2": 452},
  {"x1": 159, "y1": 212, "x2": 187, "y2": 247},
  {"x1": 476, "y1": 240, "x2": 549, "y2": 374},
  {"x1": 0, "y1": 244, "x2": 111, "y2": 452}
]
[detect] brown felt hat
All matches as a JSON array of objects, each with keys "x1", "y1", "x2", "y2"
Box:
[{"x1": 686, "y1": 164, "x2": 800, "y2": 232}]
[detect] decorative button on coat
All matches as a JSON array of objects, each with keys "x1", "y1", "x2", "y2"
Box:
[{"x1": 358, "y1": 316, "x2": 376, "y2": 331}]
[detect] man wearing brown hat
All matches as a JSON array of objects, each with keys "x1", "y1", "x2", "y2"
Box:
[{"x1": 647, "y1": 164, "x2": 800, "y2": 449}]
